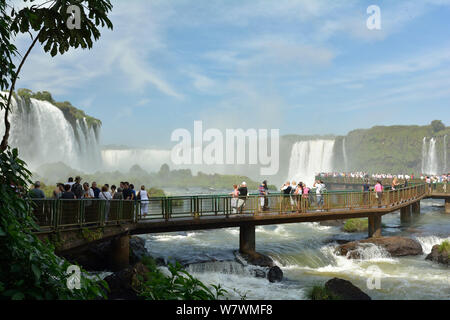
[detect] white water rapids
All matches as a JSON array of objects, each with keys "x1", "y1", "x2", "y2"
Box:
[{"x1": 139, "y1": 198, "x2": 449, "y2": 300}]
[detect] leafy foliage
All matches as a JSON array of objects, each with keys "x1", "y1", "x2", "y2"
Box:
[
  {"x1": 343, "y1": 218, "x2": 368, "y2": 233},
  {"x1": 138, "y1": 257, "x2": 227, "y2": 300},
  {"x1": 438, "y1": 240, "x2": 450, "y2": 254},
  {"x1": 306, "y1": 285, "x2": 341, "y2": 300},
  {"x1": 0, "y1": 147, "x2": 108, "y2": 300}
]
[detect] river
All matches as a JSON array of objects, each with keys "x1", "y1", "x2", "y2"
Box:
[{"x1": 139, "y1": 188, "x2": 449, "y2": 300}]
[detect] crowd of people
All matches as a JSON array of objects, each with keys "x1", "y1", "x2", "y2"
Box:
[
  {"x1": 318, "y1": 171, "x2": 450, "y2": 183},
  {"x1": 228, "y1": 179, "x2": 329, "y2": 214},
  {"x1": 28, "y1": 176, "x2": 152, "y2": 216}
]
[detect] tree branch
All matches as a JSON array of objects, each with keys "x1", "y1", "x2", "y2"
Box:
[{"x1": 1, "y1": 30, "x2": 42, "y2": 152}]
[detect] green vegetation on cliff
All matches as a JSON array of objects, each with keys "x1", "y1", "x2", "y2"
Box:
[
  {"x1": 16, "y1": 88, "x2": 101, "y2": 130},
  {"x1": 343, "y1": 121, "x2": 449, "y2": 174}
]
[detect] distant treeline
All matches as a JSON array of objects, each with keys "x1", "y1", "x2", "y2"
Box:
[{"x1": 32, "y1": 162, "x2": 276, "y2": 193}]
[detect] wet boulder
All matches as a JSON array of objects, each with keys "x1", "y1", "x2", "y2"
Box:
[
  {"x1": 238, "y1": 251, "x2": 275, "y2": 268},
  {"x1": 267, "y1": 266, "x2": 283, "y2": 283},
  {"x1": 426, "y1": 244, "x2": 449, "y2": 266},
  {"x1": 129, "y1": 236, "x2": 150, "y2": 265},
  {"x1": 325, "y1": 278, "x2": 371, "y2": 300},
  {"x1": 336, "y1": 236, "x2": 423, "y2": 259},
  {"x1": 104, "y1": 262, "x2": 150, "y2": 300}
]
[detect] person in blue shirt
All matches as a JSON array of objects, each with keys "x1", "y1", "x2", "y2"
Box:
[{"x1": 91, "y1": 181, "x2": 101, "y2": 198}]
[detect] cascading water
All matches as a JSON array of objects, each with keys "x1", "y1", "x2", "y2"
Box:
[
  {"x1": 342, "y1": 137, "x2": 348, "y2": 172},
  {"x1": 444, "y1": 135, "x2": 447, "y2": 173},
  {"x1": 422, "y1": 137, "x2": 439, "y2": 175},
  {"x1": 0, "y1": 95, "x2": 102, "y2": 172},
  {"x1": 286, "y1": 140, "x2": 335, "y2": 186},
  {"x1": 421, "y1": 137, "x2": 427, "y2": 173}
]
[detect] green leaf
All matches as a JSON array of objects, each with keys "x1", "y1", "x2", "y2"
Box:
[
  {"x1": 31, "y1": 264, "x2": 41, "y2": 281},
  {"x1": 12, "y1": 292, "x2": 25, "y2": 300}
]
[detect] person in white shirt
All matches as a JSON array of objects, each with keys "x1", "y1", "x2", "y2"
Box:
[
  {"x1": 138, "y1": 185, "x2": 149, "y2": 217},
  {"x1": 99, "y1": 185, "x2": 112, "y2": 221}
]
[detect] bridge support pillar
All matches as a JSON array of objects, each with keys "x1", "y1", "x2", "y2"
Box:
[
  {"x1": 111, "y1": 235, "x2": 130, "y2": 271},
  {"x1": 400, "y1": 205, "x2": 412, "y2": 223},
  {"x1": 411, "y1": 201, "x2": 420, "y2": 215},
  {"x1": 368, "y1": 215, "x2": 382, "y2": 238},
  {"x1": 239, "y1": 224, "x2": 255, "y2": 254},
  {"x1": 446, "y1": 198, "x2": 450, "y2": 214}
]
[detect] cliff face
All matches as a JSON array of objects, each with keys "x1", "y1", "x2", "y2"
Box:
[
  {"x1": 343, "y1": 124, "x2": 449, "y2": 174},
  {"x1": 15, "y1": 88, "x2": 101, "y2": 133}
]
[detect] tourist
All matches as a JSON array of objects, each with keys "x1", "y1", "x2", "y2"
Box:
[
  {"x1": 122, "y1": 182, "x2": 132, "y2": 200},
  {"x1": 53, "y1": 183, "x2": 64, "y2": 199},
  {"x1": 314, "y1": 180, "x2": 325, "y2": 210},
  {"x1": 230, "y1": 184, "x2": 239, "y2": 214},
  {"x1": 99, "y1": 185, "x2": 112, "y2": 222},
  {"x1": 130, "y1": 184, "x2": 136, "y2": 201},
  {"x1": 391, "y1": 177, "x2": 399, "y2": 191},
  {"x1": 280, "y1": 181, "x2": 292, "y2": 213},
  {"x1": 138, "y1": 185, "x2": 149, "y2": 217},
  {"x1": 262, "y1": 180, "x2": 269, "y2": 210},
  {"x1": 237, "y1": 182, "x2": 248, "y2": 214},
  {"x1": 66, "y1": 177, "x2": 75, "y2": 188},
  {"x1": 29, "y1": 181, "x2": 45, "y2": 199},
  {"x1": 290, "y1": 180, "x2": 297, "y2": 212},
  {"x1": 72, "y1": 176, "x2": 83, "y2": 199},
  {"x1": 294, "y1": 182, "x2": 304, "y2": 213},
  {"x1": 362, "y1": 179, "x2": 370, "y2": 206},
  {"x1": 82, "y1": 182, "x2": 94, "y2": 198},
  {"x1": 110, "y1": 185, "x2": 117, "y2": 198},
  {"x1": 113, "y1": 187, "x2": 124, "y2": 200},
  {"x1": 61, "y1": 184, "x2": 76, "y2": 199},
  {"x1": 99, "y1": 185, "x2": 112, "y2": 200},
  {"x1": 374, "y1": 180, "x2": 383, "y2": 208},
  {"x1": 91, "y1": 181, "x2": 101, "y2": 198},
  {"x1": 258, "y1": 182, "x2": 266, "y2": 212}
]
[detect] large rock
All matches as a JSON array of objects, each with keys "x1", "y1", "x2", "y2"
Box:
[
  {"x1": 336, "y1": 236, "x2": 423, "y2": 259},
  {"x1": 104, "y1": 262, "x2": 150, "y2": 300},
  {"x1": 426, "y1": 244, "x2": 449, "y2": 266},
  {"x1": 267, "y1": 266, "x2": 283, "y2": 283},
  {"x1": 129, "y1": 236, "x2": 149, "y2": 265},
  {"x1": 61, "y1": 239, "x2": 112, "y2": 271},
  {"x1": 238, "y1": 251, "x2": 275, "y2": 268},
  {"x1": 325, "y1": 278, "x2": 371, "y2": 300}
]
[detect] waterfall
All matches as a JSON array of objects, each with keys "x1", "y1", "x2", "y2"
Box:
[
  {"x1": 444, "y1": 135, "x2": 447, "y2": 173},
  {"x1": 0, "y1": 95, "x2": 102, "y2": 172},
  {"x1": 286, "y1": 140, "x2": 335, "y2": 186},
  {"x1": 421, "y1": 137, "x2": 427, "y2": 173},
  {"x1": 422, "y1": 137, "x2": 438, "y2": 175},
  {"x1": 342, "y1": 137, "x2": 348, "y2": 172},
  {"x1": 101, "y1": 148, "x2": 172, "y2": 173}
]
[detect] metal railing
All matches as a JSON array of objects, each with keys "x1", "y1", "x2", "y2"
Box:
[
  {"x1": 316, "y1": 176, "x2": 449, "y2": 194},
  {"x1": 31, "y1": 184, "x2": 427, "y2": 233}
]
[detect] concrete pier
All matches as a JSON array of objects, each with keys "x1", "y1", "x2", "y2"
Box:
[
  {"x1": 368, "y1": 215, "x2": 382, "y2": 238},
  {"x1": 111, "y1": 235, "x2": 130, "y2": 271},
  {"x1": 239, "y1": 224, "x2": 256, "y2": 254},
  {"x1": 411, "y1": 201, "x2": 420, "y2": 215},
  {"x1": 400, "y1": 205, "x2": 412, "y2": 223}
]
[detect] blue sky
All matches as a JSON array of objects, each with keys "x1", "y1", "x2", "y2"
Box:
[{"x1": 13, "y1": 0, "x2": 450, "y2": 148}]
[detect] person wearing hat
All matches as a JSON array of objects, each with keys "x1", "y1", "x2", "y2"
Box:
[{"x1": 29, "y1": 181, "x2": 45, "y2": 199}]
